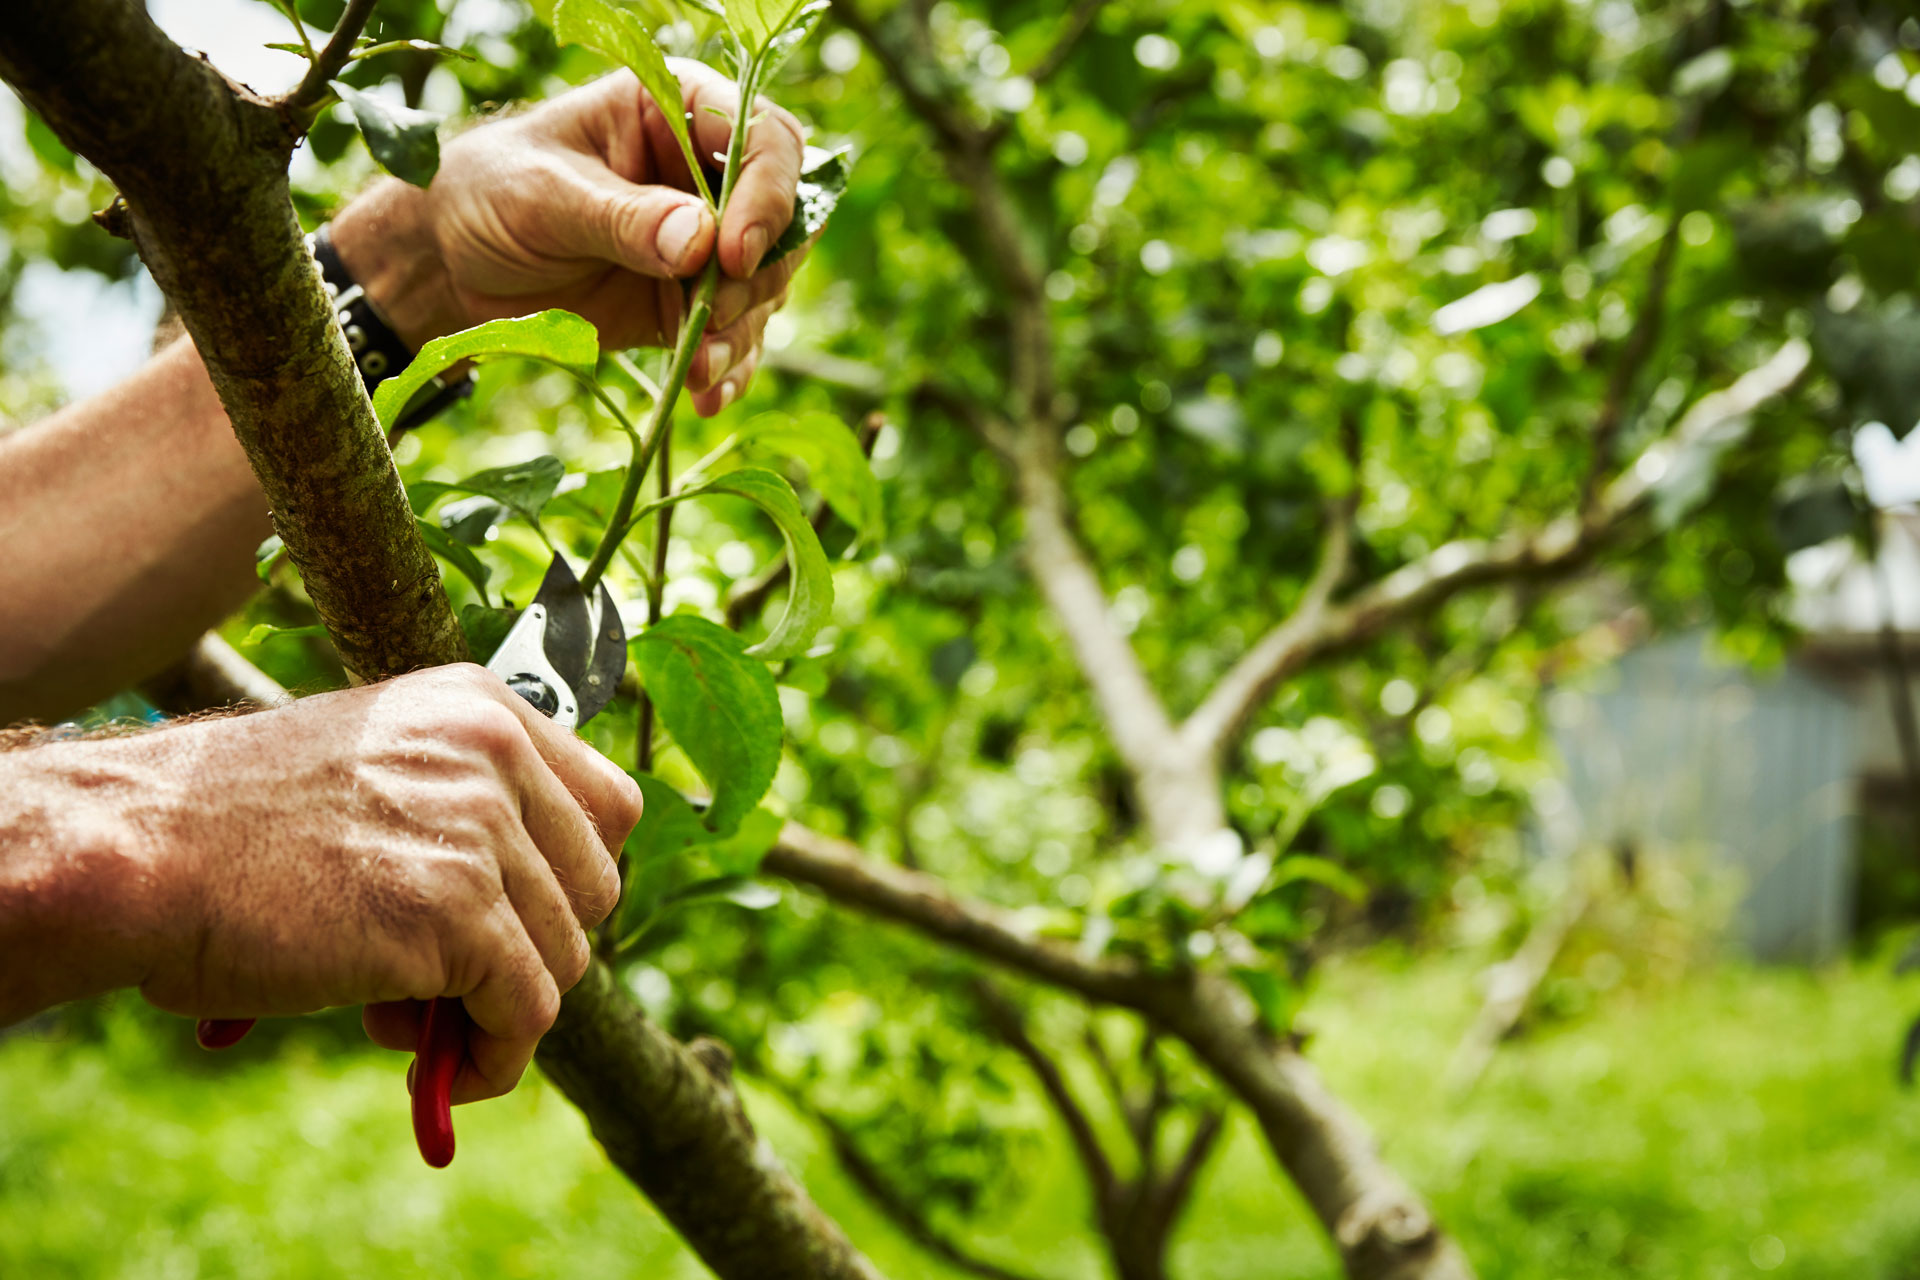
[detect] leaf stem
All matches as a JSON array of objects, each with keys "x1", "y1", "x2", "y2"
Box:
[
  {"x1": 579, "y1": 263, "x2": 716, "y2": 594},
  {"x1": 270, "y1": 0, "x2": 316, "y2": 60},
  {"x1": 577, "y1": 46, "x2": 766, "y2": 596}
]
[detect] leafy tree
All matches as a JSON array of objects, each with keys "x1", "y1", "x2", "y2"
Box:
[{"x1": 3, "y1": 0, "x2": 1915, "y2": 1278}]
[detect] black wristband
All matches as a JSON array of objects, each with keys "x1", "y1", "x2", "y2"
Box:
[{"x1": 308, "y1": 223, "x2": 473, "y2": 433}]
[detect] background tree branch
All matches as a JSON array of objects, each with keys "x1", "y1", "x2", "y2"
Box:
[
  {"x1": 767, "y1": 822, "x2": 1476, "y2": 1280},
  {"x1": 1178, "y1": 339, "x2": 1812, "y2": 761}
]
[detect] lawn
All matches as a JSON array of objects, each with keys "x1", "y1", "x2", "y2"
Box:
[{"x1": 3, "y1": 955, "x2": 1917, "y2": 1279}]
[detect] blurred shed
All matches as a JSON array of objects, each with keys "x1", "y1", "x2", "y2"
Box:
[{"x1": 1549, "y1": 635, "x2": 1858, "y2": 963}]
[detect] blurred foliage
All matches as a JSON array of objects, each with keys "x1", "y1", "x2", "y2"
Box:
[{"x1": 6, "y1": 0, "x2": 1920, "y2": 1270}]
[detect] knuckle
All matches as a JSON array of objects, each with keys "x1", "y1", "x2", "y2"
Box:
[
  {"x1": 577, "y1": 858, "x2": 623, "y2": 929},
  {"x1": 513, "y1": 973, "x2": 563, "y2": 1040},
  {"x1": 558, "y1": 927, "x2": 593, "y2": 991}
]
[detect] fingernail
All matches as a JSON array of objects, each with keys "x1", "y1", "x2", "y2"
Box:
[
  {"x1": 657, "y1": 204, "x2": 706, "y2": 275},
  {"x1": 741, "y1": 225, "x2": 770, "y2": 276},
  {"x1": 705, "y1": 341, "x2": 733, "y2": 383},
  {"x1": 719, "y1": 380, "x2": 738, "y2": 408}
]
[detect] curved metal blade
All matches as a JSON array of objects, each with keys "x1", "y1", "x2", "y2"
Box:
[
  {"x1": 527, "y1": 553, "x2": 625, "y2": 727},
  {"x1": 531, "y1": 554, "x2": 592, "y2": 694},
  {"x1": 577, "y1": 577, "x2": 626, "y2": 726}
]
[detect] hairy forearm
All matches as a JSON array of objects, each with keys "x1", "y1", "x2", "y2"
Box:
[
  {"x1": 0, "y1": 188, "x2": 452, "y2": 728},
  {"x1": 0, "y1": 339, "x2": 270, "y2": 725},
  {"x1": 0, "y1": 734, "x2": 176, "y2": 1024}
]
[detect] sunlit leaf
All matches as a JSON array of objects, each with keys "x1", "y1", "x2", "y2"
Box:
[
  {"x1": 254, "y1": 534, "x2": 285, "y2": 584},
  {"x1": 553, "y1": 0, "x2": 713, "y2": 204},
  {"x1": 655, "y1": 468, "x2": 834, "y2": 658},
  {"x1": 631, "y1": 615, "x2": 782, "y2": 836},
  {"x1": 375, "y1": 311, "x2": 599, "y2": 432},
  {"x1": 734, "y1": 410, "x2": 883, "y2": 543}
]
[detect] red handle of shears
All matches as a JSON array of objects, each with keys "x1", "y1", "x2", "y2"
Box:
[
  {"x1": 411, "y1": 996, "x2": 465, "y2": 1168},
  {"x1": 196, "y1": 997, "x2": 465, "y2": 1168}
]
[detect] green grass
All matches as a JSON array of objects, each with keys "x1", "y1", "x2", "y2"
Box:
[{"x1": 3, "y1": 959, "x2": 1918, "y2": 1279}]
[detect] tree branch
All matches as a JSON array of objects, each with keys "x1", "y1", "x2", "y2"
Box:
[
  {"x1": 766, "y1": 823, "x2": 1475, "y2": 1278},
  {"x1": 826, "y1": 0, "x2": 975, "y2": 151},
  {"x1": 0, "y1": 0, "x2": 466, "y2": 682},
  {"x1": 974, "y1": 981, "x2": 1120, "y2": 1206},
  {"x1": 788, "y1": 1091, "x2": 1053, "y2": 1280},
  {"x1": 1179, "y1": 339, "x2": 1812, "y2": 762},
  {"x1": 284, "y1": 0, "x2": 379, "y2": 115},
  {"x1": 4, "y1": 7, "x2": 886, "y2": 1274},
  {"x1": 142, "y1": 633, "x2": 291, "y2": 713},
  {"x1": 980, "y1": 0, "x2": 1109, "y2": 148},
  {"x1": 537, "y1": 964, "x2": 885, "y2": 1280},
  {"x1": 1150, "y1": 1106, "x2": 1224, "y2": 1235},
  {"x1": 1579, "y1": 223, "x2": 1680, "y2": 511}
]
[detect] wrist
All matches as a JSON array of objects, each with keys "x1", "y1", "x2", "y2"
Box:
[
  {"x1": 0, "y1": 735, "x2": 197, "y2": 1022},
  {"x1": 328, "y1": 178, "x2": 467, "y2": 350}
]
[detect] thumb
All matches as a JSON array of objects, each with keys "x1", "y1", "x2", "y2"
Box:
[{"x1": 568, "y1": 167, "x2": 716, "y2": 280}]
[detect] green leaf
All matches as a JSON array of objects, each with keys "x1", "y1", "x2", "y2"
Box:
[
  {"x1": 411, "y1": 456, "x2": 568, "y2": 530},
  {"x1": 631, "y1": 615, "x2": 782, "y2": 836},
  {"x1": 417, "y1": 517, "x2": 493, "y2": 603},
  {"x1": 242, "y1": 623, "x2": 329, "y2": 648},
  {"x1": 552, "y1": 0, "x2": 713, "y2": 204},
  {"x1": 763, "y1": 147, "x2": 850, "y2": 269},
  {"x1": 1812, "y1": 302, "x2": 1920, "y2": 439},
  {"x1": 703, "y1": 807, "x2": 783, "y2": 875},
  {"x1": 329, "y1": 81, "x2": 442, "y2": 188},
  {"x1": 1269, "y1": 854, "x2": 1367, "y2": 902},
  {"x1": 735, "y1": 410, "x2": 883, "y2": 543},
  {"x1": 1773, "y1": 476, "x2": 1861, "y2": 552},
  {"x1": 758, "y1": 0, "x2": 830, "y2": 79},
  {"x1": 551, "y1": 468, "x2": 630, "y2": 523},
  {"x1": 459, "y1": 603, "x2": 519, "y2": 657},
  {"x1": 439, "y1": 495, "x2": 510, "y2": 545},
  {"x1": 254, "y1": 535, "x2": 286, "y2": 584},
  {"x1": 374, "y1": 311, "x2": 600, "y2": 433},
  {"x1": 660, "y1": 468, "x2": 834, "y2": 658},
  {"x1": 1232, "y1": 966, "x2": 1299, "y2": 1034},
  {"x1": 264, "y1": 41, "x2": 313, "y2": 57}
]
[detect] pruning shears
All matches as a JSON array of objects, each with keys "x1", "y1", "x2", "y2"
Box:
[{"x1": 197, "y1": 552, "x2": 626, "y2": 1169}]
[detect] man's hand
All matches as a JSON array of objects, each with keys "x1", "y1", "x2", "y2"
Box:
[
  {"x1": 332, "y1": 63, "x2": 811, "y2": 417},
  {"x1": 0, "y1": 666, "x2": 643, "y2": 1104}
]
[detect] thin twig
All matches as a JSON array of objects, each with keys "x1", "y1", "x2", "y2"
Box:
[
  {"x1": 778, "y1": 1085, "x2": 1053, "y2": 1280},
  {"x1": 980, "y1": 0, "x2": 1108, "y2": 147},
  {"x1": 1151, "y1": 1108, "x2": 1225, "y2": 1230},
  {"x1": 972, "y1": 980, "x2": 1118, "y2": 1205},
  {"x1": 284, "y1": 0, "x2": 380, "y2": 116},
  {"x1": 1580, "y1": 223, "x2": 1680, "y2": 510}
]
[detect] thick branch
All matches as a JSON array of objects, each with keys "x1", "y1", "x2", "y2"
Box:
[
  {"x1": 767, "y1": 824, "x2": 1475, "y2": 1279},
  {"x1": 1181, "y1": 339, "x2": 1812, "y2": 760},
  {"x1": 538, "y1": 965, "x2": 884, "y2": 1280},
  {"x1": 0, "y1": 0, "x2": 465, "y2": 681}
]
